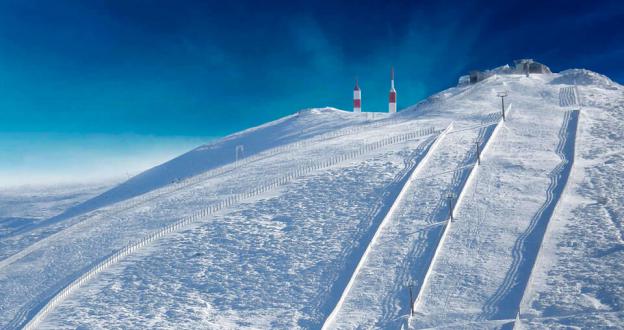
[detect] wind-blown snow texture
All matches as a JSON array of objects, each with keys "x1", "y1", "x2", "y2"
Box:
[{"x1": 0, "y1": 67, "x2": 622, "y2": 329}]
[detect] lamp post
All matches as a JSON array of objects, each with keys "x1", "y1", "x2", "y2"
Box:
[{"x1": 497, "y1": 91, "x2": 508, "y2": 121}]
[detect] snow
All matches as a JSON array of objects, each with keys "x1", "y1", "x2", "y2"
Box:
[
  {"x1": 325, "y1": 120, "x2": 503, "y2": 329},
  {"x1": 52, "y1": 108, "x2": 389, "y2": 222},
  {"x1": 0, "y1": 182, "x2": 113, "y2": 240},
  {"x1": 0, "y1": 66, "x2": 622, "y2": 329},
  {"x1": 1, "y1": 109, "x2": 439, "y2": 329},
  {"x1": 39, "y1": 140, "x2": 434, "y2": 329},
  {"x1": 410, "y1": 80, "x2": 579, "y2": 328},
  {"x1": 517, "y1": 73, "x2": 624, "y2": 328}
]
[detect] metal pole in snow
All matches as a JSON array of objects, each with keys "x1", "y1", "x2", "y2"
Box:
[
  {"x1": 502, "y1": 97, "x2": 505, "y2": 121},
  {"x1": 476, "y1": 141, "x2": 481, "y2": 165},
  {"x1": 448, "y1": 195, "x2": 454, "y2": 221},
  {"x1": 497, "y1": 91, "x2": 508, "y2": 121},
  {"x1": 409, "y1": 283, "x2": 414, "y2": 316},
  {"x1": 235, "y1": 145, "x2": 244, "y2": 167}
]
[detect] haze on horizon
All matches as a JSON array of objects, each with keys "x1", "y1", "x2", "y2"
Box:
[{"x1": 1, "y1": 0, "x2": 622, "y2": 186}]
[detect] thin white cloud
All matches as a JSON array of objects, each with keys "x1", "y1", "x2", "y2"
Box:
[{"x1": 0, "y1": 133, "x2": 214, "y2": 188}]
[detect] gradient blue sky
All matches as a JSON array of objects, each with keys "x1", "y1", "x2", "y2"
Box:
[{"x1": 1, "y1": 0, "x2": 623, "y2": 186}]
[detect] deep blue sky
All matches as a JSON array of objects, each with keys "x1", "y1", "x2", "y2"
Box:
[
  {"x1": 1, "y1": 0, "x2": 623, "y2": 137},
  {"x1": 1, "y1": 0, "x2": 623, "y2": 186}
]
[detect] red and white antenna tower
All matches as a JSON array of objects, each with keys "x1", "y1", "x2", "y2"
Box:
[
  {"x1": 353, "y1": 78, "x2": 361, "y2": 112},
  {"x1": 389, "y1": 67, "x2": 397, "y2": 113}
]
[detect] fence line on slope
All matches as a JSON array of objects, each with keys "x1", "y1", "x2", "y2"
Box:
[
  {"x1": 321, "y1": 124, "x2": 454, "y2": 330},
  {"x1": 104, "y1": 115, "x2": 415, "y2": 208},
  {"x1": 405, "y1": 111, "x2": 509, "y2": 329},
  {"x1": 512, "y1": 110, "x2": 580, "y2": 329},
  {"x1": 445, "y1": 106, "x2": 511, "y2": 135},
  {"x1": 141, "y1": 115, "x2": 414, "y2": 197},
  {"x1": 0, "y1": 118, "x2": 433, "y2": 273},
  {"x1": 97, "y1": 109, "x2": 497, "y2": 221},
  {"x1": 21, "y1": 126, "x2": 441, "y2": 330}
]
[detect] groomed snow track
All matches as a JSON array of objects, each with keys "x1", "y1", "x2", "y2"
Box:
[
  {"x1": 559, "y1": 86, "x2": 579, "y2": 107},
  {"x1": 323, "y1": 108, "x2": 510, "y2": 330},
  {"x1": 322, "y1": 124, "x2": 453, "y2": 330},
  {"x1": 512, "y1": 109, "x2": 580, "y2": 329},
  {"x1": 318, "y1": 136, "x2": 440, "y2": 327},
  {"x1": 18, "y1": 126, "x2": 441, "y2": 330},
  {"x1": 406, "y1": 113, "x2": 508, "y2": 329},
  {"x1": 478, "y1": 109, "x2": 580, "y2": 323}
]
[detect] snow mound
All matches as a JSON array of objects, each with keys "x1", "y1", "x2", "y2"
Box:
[
  {"x1": 50, "y1": 107, "x2": 370, "y2": 222},
  {"x1": 551, "y1": 69, "x2": 619, "y2": 89},
  {"x1": 298, "y1": 107, "x2": 345, "y2": 115}
]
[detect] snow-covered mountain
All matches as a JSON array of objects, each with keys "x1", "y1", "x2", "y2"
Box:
[{"x1": 1, "y1": 65, "x2": 622, "y2": 329}]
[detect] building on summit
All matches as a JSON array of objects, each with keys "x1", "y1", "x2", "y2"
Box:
[
  {"x1": 460, "y1": 59, "x2": 552, "y2": 85},
  {"x1": 513, "y1": 59, "x2": 552, "y2": 76}
]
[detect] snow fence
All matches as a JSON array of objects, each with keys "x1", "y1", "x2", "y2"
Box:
[
  {"x1": 0, "y1": 120, "x2": 434, "y2": 274},
  {"x1": 23, "y1": 125, "x2": 441, "y2": 330}
]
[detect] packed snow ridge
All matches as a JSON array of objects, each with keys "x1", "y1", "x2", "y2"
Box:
[{"x1": 1, "y1": 64, "x2": 623, "y2": 329}]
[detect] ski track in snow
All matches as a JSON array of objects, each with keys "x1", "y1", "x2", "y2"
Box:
[
  {"x1": 407, "y1": 75, "x2": 590, "y2": 329},
  {"x1": 322, "y1": 124, "x2": 453, "y2": 330},
  {"x1": 325, "y1": 113, "x2": 502, "y2": 329},
  {"x1": 321, "y1": 133, "x2": 442, "y2": 329},
  {"x1": 479, "y1": 110, "x2": 579, "y2": 321},
  {"x1": 517, "y1": 80, "x2": 624, "y2": 328},
  {"x1": 406, "y1": 117, "x2": 505, "y2": 329},
  {"x1": 559, "y1": 86, "x2": 579, "y2": 107}
]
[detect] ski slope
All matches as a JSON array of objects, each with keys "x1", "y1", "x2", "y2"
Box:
[
  {"x1": 516, "y1": 70, "x2": 624, "y2": 329},
  {"x1": 324, "y1": 116, "x2": 504, "y2": 329},
  {"x1": 37, "y1": 137, "x2": 436, "y2": 329},
  {"x1": 1, "y1": 66, "x2": 623, "y2": 329},
  {"x1": 2, "y1": 112, "x2": 440, "y2": 329},
  {"x1": 410, "y1": 79, "x2": 580, "y2": 328}
]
